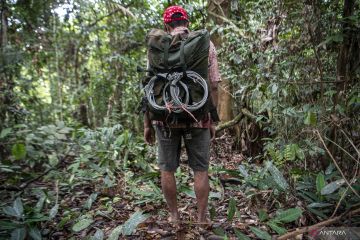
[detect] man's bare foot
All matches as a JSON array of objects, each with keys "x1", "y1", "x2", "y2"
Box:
[
  {"x1": 168, "y1": 215, "x2": 180, "y2": 223},
  {"x1": 197, "y1": 214, "x2": 210, "y2": 224},
  {"x1": 168, "y1": 213, "x2": 182, "y2": 231},
  {"x1": 197, "y1": 217, "x2": 212, "y2": 231},
  {"x1": 168, "y1": 212, "x2": 180, "y2": 222}
]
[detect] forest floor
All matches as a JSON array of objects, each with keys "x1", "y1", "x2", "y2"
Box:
[
  {"x1": 53, "y1": 134, "x2": 298, "y2": 239},
  {"x1": 1, "y1": 132, "x2": 303, "y2": 240}
]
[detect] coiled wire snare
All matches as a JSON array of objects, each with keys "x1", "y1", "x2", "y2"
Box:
[{"x1": 145, "y1": 71, "x2": 208, "y2": 120}]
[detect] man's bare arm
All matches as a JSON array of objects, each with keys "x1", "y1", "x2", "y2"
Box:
[{"x1": 144, "y1": 111, "x2": 154, "y2": 144}]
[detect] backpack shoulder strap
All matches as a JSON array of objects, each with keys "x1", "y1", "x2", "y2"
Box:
[
  {"x1": 180, "y1": 40, "x2": 187, "y2": 77},
  {"x1": 163, "y1": 37, "x2": 170, "y2": 71}
]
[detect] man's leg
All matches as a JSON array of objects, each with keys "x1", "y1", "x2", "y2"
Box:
[
  {"x1": 194, "y1": 170, "x2": 209, "y2": 222},
  {"x1": 154, "y1": 126, "x2": 182, "y2": 221},
  {"x1": 161, "y1": 170, "x2": 180, "y2": 221},
  {"x1": 184, "y1": 128, "x2": 211, "y2": 222}
]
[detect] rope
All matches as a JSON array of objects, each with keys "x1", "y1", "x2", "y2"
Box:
[
  {"x1": 145, "y1": 71, "x2": 208, "y2": 121},
  {"x1": 180, "y1": 104, "x2": 199, "y2": 122}
]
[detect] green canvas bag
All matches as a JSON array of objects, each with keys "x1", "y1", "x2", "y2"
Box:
[
  {"x1": 144, "y1": 28, "x2": 218, "y2": 124},
  {"x1": 146, "y1": 28, "x2": 210, "y2": 79}
]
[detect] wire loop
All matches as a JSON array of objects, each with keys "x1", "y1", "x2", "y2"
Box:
[{"x1": 145, "y1": 71, "x2": 208, "y2": 120}]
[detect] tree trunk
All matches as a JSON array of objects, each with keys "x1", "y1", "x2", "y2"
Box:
[
  {"x1": 0, "y1": 0, "x2": 9, "y2": 131},
  {"x1": 329, "y1": 0, "x2": 359, "y2": 167},
  {"x1": 336, "y1": 0, "x2": 356, "y2": 97},
  {"x1": 105, "y1": 2, "x2": 123, "y2": 123},
  {"x1": 0, "y1": 0, "x2": 7, "y2": 47},
  {"x1": 208, "y1": 0, "x2": 234, "y2": 122},
  {"x1": 0, "y1": 0, "x2": 11, "y2": 160}
]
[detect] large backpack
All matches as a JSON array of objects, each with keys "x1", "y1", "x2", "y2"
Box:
[{"x1": 144, "y1": 28, "x2": 218, "y2": 124}]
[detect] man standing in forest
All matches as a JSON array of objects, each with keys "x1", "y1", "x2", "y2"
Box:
[{"x1": 143, "y1": 6, "x2": 221, "y2": 224}]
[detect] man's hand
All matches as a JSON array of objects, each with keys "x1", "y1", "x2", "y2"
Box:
[
  {"x1": 144, "y1": 126, "x2": 155, "y2": 145},
  {"x1": 210, "y1": 125, "x2": 216, "y2": 141}
]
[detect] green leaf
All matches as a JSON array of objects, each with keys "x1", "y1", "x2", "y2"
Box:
[
  {"x1": 284, "y1": 144, "x2": 297, "y2": 161},
  {"x1": 304, "y1": 111, "x2": 317, "y2": 126},
  {"x1": 84, "y1": 193, "x2": 98, "y2": 210},
  {"x1": 0, "y1": 221, "x2": 20, "y2": 230},
  {"x1": 274, "y1": 208, "x2": 302, "y2": 223},
  {"x1": 72, "y1": 218, "x2": 94, "y2": 232},
  {"x1": 271, "y1": 83, "x2": 278, "y2": 94},
  {"x1": 307, "y1": 207, "x2": 328, "y2": 219},
  {"x1": 316, "y1": 173, "x2": 325, "y2": 194},
  {"x1": 58, "y1": 215, "x2": 71, "y2": 229},
  {"x1": 49, "y1": 204, "x2": 59, "y2": 219},
  {"x1": 58, "y1": 127, "x2": 73, "y2": 134},
  {"x1": 13, "y1": 198, "x2": 24, "y2": 218},
  {"x1": 90, "y1": 229, "x2": 104, "y2": 240},
  {"x1": 209, "y1": 191, "x2": 222, "y2": 199},
  {"x1": 307, "y1": 202, "x2": 333, "y2": 208},
  {"x1": 325, "y1": 164, "x2": 335, "y2": 175},
  {"x1": 265, "y1": 161, "x2": 289, "y2": 190},
  {"x1": 11, "y1": 143, "x2": 26, "y2": 160},
  {"x1": 227, "y1": 198, "x2": 236, "y2": 221},
  {"x1": 122, "y1": 211, "x2": 149, "y2": 236},
  {"x1": 83, "y1": 145, "x2": 92, "y2": 151},
  {"x1": 209, "y1": 205, "x2": 216, "y2": 221},
  {"x1": 330, "y1": 33, "x2": 343, "y2": 43},
  {"x1": 296, "y1": 148, "x2": 305, "y2": 160},
  {"x1": 249, "y1": 227, "x2": 271, "y2": 240},
  {"x1": 11, "y1": 228, "x2": 26, "y2": 240},
  {"x1": 238, "y1": 165, "x2": 249, "y2": 177},
  {"x1": 180, "y1": 187, "x2": 196, "y2": 198},
  {"x1": 234, "y1": 228, "x2": 250, "y2": 240},
  {"x1": 55, "y1": 133, "x2": 67, "y2": 140},
  {"x1": 3, "y1": 206, "x2": 19, "y2": 218},
  {"x1": 35, "y1": 192, "x2": 46, "y2": 213},
  {"x1": 108, "y1": 226, "x2": 122, "y2": 240},
  {"x1": 321, "y1": 179, "x2": 345, "y2": 195},
  {"x1": 0, "y1": 128, "x2": 12, "y2": 139},
  {"x1": 48, "y1": 153, "x2": 59, "y2": 167},
  {"x1": 24, "y1": 214, "x2": 49, "y2": 223},
  {"x1": 267, "y1": 221, "x2": 287, "y2": 235},
  {"x1": 213, "y1": 227, "x2": 226, "y2": 236},
  {"x1": 29, "y1": 227, "x2": 42, "y2": 240},
  {"x1": 258, "y1": 209, "x2": 268, "y2": 222},
  {"x1": 0, "y1": 165, "x2": 15, "y2": 172}
]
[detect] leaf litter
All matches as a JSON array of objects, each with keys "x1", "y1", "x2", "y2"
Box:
[{"x1": 0, "y1": 131, "x2": 305, "y2": 239}]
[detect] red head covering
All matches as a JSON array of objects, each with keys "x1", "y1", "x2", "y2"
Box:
[{"x1": 163, "y1": 6, "x2": 189, "y2": 24}]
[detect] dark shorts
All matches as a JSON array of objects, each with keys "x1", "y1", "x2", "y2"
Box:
[{"x1": 154, "y1": 126, "x2": 210, "y2": 172}]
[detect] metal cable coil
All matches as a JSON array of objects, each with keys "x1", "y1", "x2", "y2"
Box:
[{"x1": 145, "y1": 71, "x2": 208, "y2": 114}]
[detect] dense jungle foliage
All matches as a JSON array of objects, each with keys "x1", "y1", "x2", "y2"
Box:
[{"x1": 0, "y1": 0, "x2": 359, "y2": 239}]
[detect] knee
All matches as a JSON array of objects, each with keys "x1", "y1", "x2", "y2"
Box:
[
  {"x1": 194, "y1": 170, "x2": 208, "y2": 178},
  {"x1": 161, "y1": 170, "x2": 175, "y2": 179}
]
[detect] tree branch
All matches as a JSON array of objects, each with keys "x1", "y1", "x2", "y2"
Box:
[
  {"x1": 278, "y1": 208, "x2": 360, "y2": 240},
  {"x1": 0, "y1": 167, "x2": 54, "y2": 192},
  {"x1": 215, "y1": 108, "x2": 257, "y2": 132},
  {"x1": 87, "y1": 6, "x2": 134, "y2": 29},
  {"x1": 315, "y1": 130, "x2": 360, "y2": 199},
  {"x1": 208, "y1": 10, "x2": 245, "y2": 37},
  {"x1": 19, "y1": 167, "x2": 55, "y2": 190}
]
